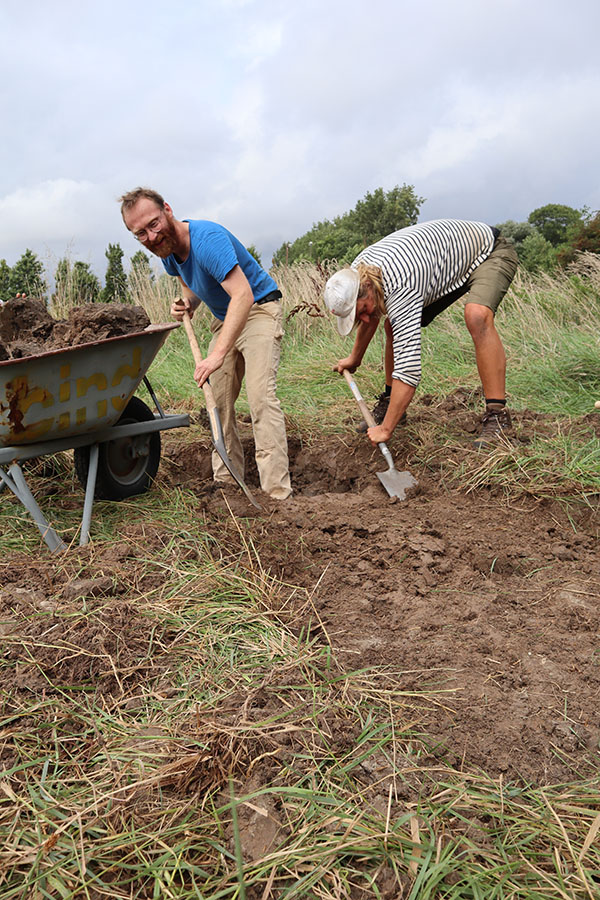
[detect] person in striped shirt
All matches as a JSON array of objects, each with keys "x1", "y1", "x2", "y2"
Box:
[{"x1": 323, "y1": 219, "x2": 518, "y2": 448}]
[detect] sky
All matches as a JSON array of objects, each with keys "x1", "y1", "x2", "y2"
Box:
[{"x1": 1, "y1": 0, "x2": 599, "y2": 281}]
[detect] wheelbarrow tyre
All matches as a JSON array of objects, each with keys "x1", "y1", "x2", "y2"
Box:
[{"x1": 74, "y1": 396, "x2": 161, "y2": 501}]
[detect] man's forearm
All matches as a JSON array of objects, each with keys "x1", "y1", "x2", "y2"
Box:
[
  {"x1": 210, "y1": 292, "x2": 254, "y2": 362},
  {"x1": 382, "y1": 380, "x2": 415, "y2": 432},
  {"x1": 350, "y1": 316, "x2": 380, "y2": 364}
]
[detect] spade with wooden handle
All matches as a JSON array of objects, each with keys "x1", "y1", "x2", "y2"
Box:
[
  {"x1": 342, "y1": 369, "x2": 417, "y2": 500},
  {"x1": 182, "y1": 310, "x2": 261, "y2": 509}
]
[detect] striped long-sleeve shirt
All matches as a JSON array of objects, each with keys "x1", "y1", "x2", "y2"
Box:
[{"x1": 352, "y1": 219, "x2": 495, "y2": 386}]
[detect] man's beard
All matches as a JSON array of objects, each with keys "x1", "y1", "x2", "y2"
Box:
[{"x1": 146, "y1": 223, "x2": 178, "y2": 258}]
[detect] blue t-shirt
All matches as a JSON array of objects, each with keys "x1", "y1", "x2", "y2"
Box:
[{"x1": 162, "y1": 220, "x2": 278, "y2": 321}]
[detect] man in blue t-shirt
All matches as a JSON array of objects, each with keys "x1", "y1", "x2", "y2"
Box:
[{"x1": 120, "y1": 187, "x2": 291, "y2": 500}]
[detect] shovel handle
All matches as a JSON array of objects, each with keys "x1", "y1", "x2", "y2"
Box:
[
  {"x1": 342, "y1": 368, "x2": 396, "y2": 469},
  {"x1": 342, "y1": 369, "x2": 377, "y2": 429},
  {"x1": 180, "y1": 308, "x2": 262, "y2": 510},
  {"x1": 181, "y1": 310, "x2": 219, "y2": 427}
]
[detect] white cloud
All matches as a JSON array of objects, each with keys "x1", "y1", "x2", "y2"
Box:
[{"x1": 0, "y1": 0, "x2": 598, "y2": 277}]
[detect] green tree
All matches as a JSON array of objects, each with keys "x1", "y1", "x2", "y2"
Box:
[
  {"x1": 517, "y1": 232, "x2": 556, "y2": 273},
  {"x1": 557, "y1": 211, "x2": 600, "y2": 266},
  {"x1": 0, "y1": 259, "x2": 11, "y2": 303},
  {"x1": 495, "y1": 220, "x2": 556, "y2": 272},
  {"x1": 272, "y1": 184, "x2": 424, "y2": 265},
  {"x1": 495, "y1": 219, "x2": 535, "y2": 249},
  {"x1": 246, "y1": 244, "x2": 262, "y2": 266},
  {"x1": 129, "y1": 250, "x2": 155, "y2": 287},
  {"x1": 72, "y1": 261, "x2": 101, "y2": 303},
  {"x1": 102, "y1": 243, "x2": 128, "y2": 303},
  {"x1": 128, "y1": 250, "x2": 155, "y2": 306},
  {"x1": 9, "y1": 249, "x2": 47, "y2": 299},
  {"x1": 353, "y1": 185, "x2": 423, "y2": 246},
  {"x1": 528, "y1": 204, "x2": 584, "y2": 247},
  {"x1": 54, "y1": 258, "x2": 101, "y2": 307}
]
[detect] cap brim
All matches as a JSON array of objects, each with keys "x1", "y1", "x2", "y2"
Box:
[{"x1": 335, "y1": 307, "x2": 356, "y2": 336}]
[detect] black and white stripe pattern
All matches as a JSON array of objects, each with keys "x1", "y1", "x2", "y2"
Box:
[{"x1": 352, "y1": 220, "x2": 495, "y2": 386}]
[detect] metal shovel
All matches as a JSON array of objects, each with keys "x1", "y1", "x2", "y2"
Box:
[
  {"x1": 342, "y1": 369, "x2": 417, "y2": 500},
  {"x1": 182, "y1": 312, "x2": 261, "y2": 509}
]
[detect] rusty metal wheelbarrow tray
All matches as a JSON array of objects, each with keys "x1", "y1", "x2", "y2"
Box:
[{"x1": 0, "y1": 323, "x2": 189, "y2": 551}]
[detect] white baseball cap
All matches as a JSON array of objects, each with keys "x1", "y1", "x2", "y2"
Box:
[{"x1": 323, "y1": 269, "x2": 360, "y2": 335}]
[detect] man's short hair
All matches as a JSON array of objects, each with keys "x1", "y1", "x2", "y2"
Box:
[{"x1": 119, "y1": 187, "x2": 166, "y2": 217}]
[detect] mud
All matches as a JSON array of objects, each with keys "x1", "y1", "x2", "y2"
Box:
[
  {"x1": 2, "y1": 393, "x2": 600, "y2": 788},
  {"x1": 165, "y1": 399, "x2": 600, "y2": 785},
  {"x1": 0, "y1": 296, "x2": 150, "y2": 359}
]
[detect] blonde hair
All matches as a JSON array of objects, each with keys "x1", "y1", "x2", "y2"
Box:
[{"x1": 356, "y1": 263, "x2": 386, "y2": 317}]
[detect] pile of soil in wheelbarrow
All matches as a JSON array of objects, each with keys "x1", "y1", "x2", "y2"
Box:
[{"x1": 0, "y1": 296, "x2": 151, "y2": 360}]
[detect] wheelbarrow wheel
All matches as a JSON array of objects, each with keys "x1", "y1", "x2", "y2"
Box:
[{"x1": 74, "y1": 396, "x2": 161, "y2": 500}]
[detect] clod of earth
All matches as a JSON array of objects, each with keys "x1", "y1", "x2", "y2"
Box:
[{"x1": 0, "y1": 297, "x2": 151, "y2": 359}]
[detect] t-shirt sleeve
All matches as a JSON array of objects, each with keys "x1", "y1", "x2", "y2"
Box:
[
  {"x1": 388, "y1": 287, "x2": 425, "y2": 387},
  {"x1": 195, "y1": 228, "x2": 239, "y2": 284}
]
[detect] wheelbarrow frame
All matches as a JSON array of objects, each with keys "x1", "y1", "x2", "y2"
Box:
[
  {"x1": 0, "y1": 324, "x2": 189, "y2": 551},
  {"x1": 0, "y1": 378, "x2": 189, "y2": 552}
]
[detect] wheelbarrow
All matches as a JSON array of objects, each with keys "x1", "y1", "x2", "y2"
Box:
[{"x1": 0, "y1": 322, "x2": 189, "y2": 551}]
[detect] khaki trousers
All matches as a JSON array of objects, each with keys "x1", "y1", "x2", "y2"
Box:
[{"x1": 208, "y1": 301, "x2": 292, "y2": 499}]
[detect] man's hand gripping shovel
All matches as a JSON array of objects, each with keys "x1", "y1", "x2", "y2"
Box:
[{"x1": 181, "y1": 309, "x2": 261, "y2": 509}]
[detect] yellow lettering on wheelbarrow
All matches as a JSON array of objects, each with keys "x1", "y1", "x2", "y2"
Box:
[
  {"x1": 59, "y1": 365, "x2": 71, "y2": 402},
  {"x1": 3, "y1": 344, "x2": 147, "y2": 444},
  {"x1": 76, "y1": 373, "x2": 107, "y2": 398},
  {"x1": 112, "y1": 347, "x2": 142, "y2": 386},
  {"x1": 6, "y1": 376, "x2": 54, "y2": 439},
  {"x1": 111, "y1": 396, "x2": 127, "y2": 413}
]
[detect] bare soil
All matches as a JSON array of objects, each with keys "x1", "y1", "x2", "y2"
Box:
[
  {"x1": 2, "y1": 393, "x2": 600, "y2": 790},
  {"x1": 164, "y1": 398, "x2": 600, "y2": 785}
]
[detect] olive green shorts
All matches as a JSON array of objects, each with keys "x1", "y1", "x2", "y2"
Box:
[
  {"x1": 463, "y1": 234, "x2": 519, "y2": 313},
  {"x1": 421, "y1": 234, "x2": 519, "y2": 326}
]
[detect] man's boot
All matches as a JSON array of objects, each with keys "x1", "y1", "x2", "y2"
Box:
[{"x1": 473, "y1": 403, "x2": 513, "y2": 448}]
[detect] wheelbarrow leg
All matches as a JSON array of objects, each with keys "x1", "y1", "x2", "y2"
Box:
[
  {"x1": 2, "y1": 464, "x2": 67, "y2": 553},
  {"x1": 80, "y1": 443, "x2": 99, "y2": 546}
]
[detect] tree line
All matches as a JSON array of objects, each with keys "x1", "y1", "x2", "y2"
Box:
[
  {"x1": 1, "y1": 189, "x2": 598, "y2": 305},
  {"x1": 272, "y1": 184, "x2": 425, "y2": 266},
  {"x1": 0, "y1": 243, "x2": 262, "y2": 307},
  {"x1": 273, "y1": 189, "x2": 599, "y2": 273},
  {"x1": 0, "y1": 244, "x2": 149, "y2": 306}
]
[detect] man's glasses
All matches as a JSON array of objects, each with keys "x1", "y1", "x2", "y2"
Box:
[{"x1": 132, "y1": 213, "x2": 164, "y2": 242}]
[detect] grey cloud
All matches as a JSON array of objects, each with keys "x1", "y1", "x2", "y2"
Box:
[{"x1": 0, "y1": 0, "x2": 598, "y2": 280}]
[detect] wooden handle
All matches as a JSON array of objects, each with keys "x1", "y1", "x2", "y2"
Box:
[
  {"x1": 182, "y1": 310, "x2": 219, "y2": 413},
  {"x1": 342, "y1": 369, "x2": 377, "y2": 428},
  {"x1": 182, "y1": 310, "x2": 202, "y2": 366}
]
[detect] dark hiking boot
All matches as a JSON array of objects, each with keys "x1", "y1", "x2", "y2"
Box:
[
  {"x1": 356, "y1": 391, "x2": 407, "y2": 433},
  {"x1": 473, "y1": 404, "x2": 513, "y2": 448}
]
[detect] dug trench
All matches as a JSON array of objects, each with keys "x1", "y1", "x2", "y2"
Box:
[
  {"x1": 2, "y1": 392, "x2": 600, "y2": 795},
  {"x1": 163, "y1": 395, "x2": 600, "y2": 786}
]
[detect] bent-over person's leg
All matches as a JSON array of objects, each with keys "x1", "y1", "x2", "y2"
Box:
[{"x1": 462, "y1": 235, "x2": 518, "y2": 446}]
